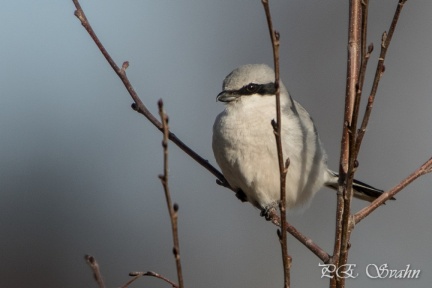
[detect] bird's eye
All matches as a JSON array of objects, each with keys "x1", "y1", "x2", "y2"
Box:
[{"x1": 245, "y1": 83, "x2": 259, "y2": 93}]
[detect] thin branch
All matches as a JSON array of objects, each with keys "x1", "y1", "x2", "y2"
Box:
[
  {"x1": 355, "y1": 157, "x2": 432, "y2": 224},
  {"x1": 262, "y1": 1, "x2": 291, "y2": 287},
  {"x1": 356, "y1": 0, "x2": 370, "y2": 112},
  {"x1": 267, "y1": 209, "x2": 331, "y2": 263},
  {"x1": 360, "y1": 0, "x2": 369, "y2": 61},
  {"x1": 72, "y1": 0, "x2": 228, "y2": 191},
  {"x1": 84, "y1": 255, "x2": 105, "y2": 288},
  {"x1": 354, "y1": 0, "x2": 408, "y2": 156},
  {"x1": 158, "y1": 100, "x2": 184, "y2": 288},
  {"x1": 351, "y1": 0, "x2": 372, "y2": 162},
  {"x1": 124, "y1": 271, "x2": 178, "y2": 288}
]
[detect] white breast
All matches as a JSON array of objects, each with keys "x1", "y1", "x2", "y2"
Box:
[{"x1": 212, "y1": 93, "x2": 328, "y2": 210}]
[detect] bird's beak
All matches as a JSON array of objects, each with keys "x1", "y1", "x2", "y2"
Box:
[{"x1": 216, "y1": 90, "x2": 239, "y2": 102}]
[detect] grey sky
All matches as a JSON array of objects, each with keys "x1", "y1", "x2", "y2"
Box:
[{"x1": 1, "y1": 1, "x2": 431, "y2": 287}]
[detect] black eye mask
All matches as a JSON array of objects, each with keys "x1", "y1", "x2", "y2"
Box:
[{"x1": 233, "y1": 82, "x2": 277, "y2": 96}]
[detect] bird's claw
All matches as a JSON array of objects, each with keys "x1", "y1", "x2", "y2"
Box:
[{"x1": 260, "y1": 203, "x2": 279, "y2": 221}]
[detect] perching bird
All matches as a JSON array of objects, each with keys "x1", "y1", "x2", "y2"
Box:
[{"x1": 212, "y1": 64, "x2": 389, "y2": 213}]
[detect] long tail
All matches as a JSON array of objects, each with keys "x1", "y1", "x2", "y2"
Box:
[{"x1": 325, "y1": 170, "x2": 395, "y2": 202}]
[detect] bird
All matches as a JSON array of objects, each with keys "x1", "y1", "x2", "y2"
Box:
[{"x1": 212, "y1": 64, "x2": 391, "y2": 213}]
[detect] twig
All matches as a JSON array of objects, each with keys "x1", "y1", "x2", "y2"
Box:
[
  {"x1": 360, "y1": 0, "x2": 369, "y2": 62},
  {"x1": 262, "y1": 1, "x2": 291, "y2": 287},
  {"x1": 355, "y1": 157, "x2": 432, "y2": 224},
  {"x1": 267, "y1": 209, "x2": 331, "y2": 263},
  {"x1": 72, "y1": 0, "x2": 228, "y2": 191},
  {"x1": 84, "y1": 255, "x2": 105, "y2": 288},
  {"x1": 158, "y1": 100, "x2": 184, "y2": 288},
  {"x1": 354, "y1": 0, "x2": 408, "y2": 157},
  {"x1": 351, "y1": 0, "x2": 372, "y2": 162},
  {"x1": 352, "y1": 0, "x2": 409, "y2": 227},
  {"x1": 123, "y1": 271, "x2": 178, "y2": 288}
]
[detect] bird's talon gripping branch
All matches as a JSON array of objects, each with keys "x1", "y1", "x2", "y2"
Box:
[{"x1": 260, "y1": 204, "x2": 278, "y2": 221}]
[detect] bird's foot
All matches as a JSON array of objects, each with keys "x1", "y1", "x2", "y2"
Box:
[{"x1": 260, "y1": 203, "x2": 279, "y2": 221}]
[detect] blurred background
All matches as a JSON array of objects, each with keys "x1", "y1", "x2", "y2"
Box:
[{"x1": 1, "y1": 1, "x2": 431, "y2": 287}]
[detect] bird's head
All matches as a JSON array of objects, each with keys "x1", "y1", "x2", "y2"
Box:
[{"x1": 216, "y1": 64, "x2": 286, "y2": 103}]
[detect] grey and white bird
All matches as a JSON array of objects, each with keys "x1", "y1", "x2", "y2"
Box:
[{"x1": 212, "y1": 64, "x2": 389, "y2": 213}]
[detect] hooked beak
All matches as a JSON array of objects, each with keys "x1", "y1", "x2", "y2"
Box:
[{"x1": 216, "y1": 90, "x2": 239, "y2": 103}]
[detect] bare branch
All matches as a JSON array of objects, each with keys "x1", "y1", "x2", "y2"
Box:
[
  {"x1": 354, "y1": 0, "x2": 408, "y2": 156},
  {"x1": 158, "y1": 100, "x2": 184, "y2": 288},
  {"x1": 355, "y1": 157, "x2": 432, "y2": 224},
  {"x1": 72, "y1": 0, "x2": 228, "y2": 192},
  {"x1": 262, "y1": 1, "x2": 291, "y2": 286},
  {"x1": 360, "y1": 0, "x2": 369, "y2": 61},
  {"x1": 267, "y1": 209, "x2": 331, "y2": 263},
  {"x1": 351, "y1": 1, "x2": 372, "y2": 162},
  {"x1": 84, "y1": 255, "x2": 105, "y2": 288}
]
